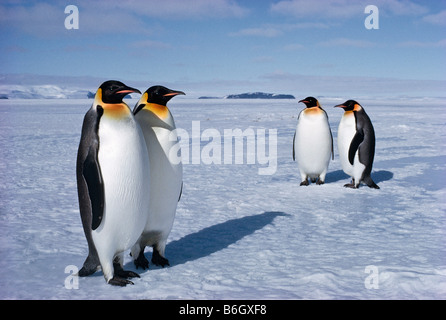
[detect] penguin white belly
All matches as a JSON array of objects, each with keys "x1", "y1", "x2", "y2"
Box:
[
  {"x1": 146, "y1": 126, "x2": 182, "y2": 238},
  {"x1": 295, "y1": 112, "x2": 332, "y2": 179},
  {"x1": 136, "y1": 111, "x2": 182, "y2": 251},
  {"x1": 93, "y1": 116, "x2": 150, "y2": 270},
  {"x1": 337, "y1": 112, "x2": 356, "y2": 177}
]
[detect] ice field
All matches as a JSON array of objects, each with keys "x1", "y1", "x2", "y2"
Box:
[{"x1": 0, "y1": 97, "x2": 445, "y2": 299}]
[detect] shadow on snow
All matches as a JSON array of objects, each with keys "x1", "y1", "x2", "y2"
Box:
[
  {"x1": 326, "y1": 169, "x2": 393, "y2": 185},
  {"x1": 130, "y1": 211, "x2": 289, "y2": 269}
]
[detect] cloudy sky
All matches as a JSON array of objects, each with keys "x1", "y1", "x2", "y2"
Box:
[{"x1": 1, "y1": 0, "x2": 445, "y2": 97}]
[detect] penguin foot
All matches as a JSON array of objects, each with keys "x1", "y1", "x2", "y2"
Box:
[
  {"x1": 113, "y1": 262, "x2": 140, "y2": 279},
  {"x1": 300, "y1": 180, "x2": 309, "y2": 186},
  {"x1": 316, "y1": 180, "x2": 325, "y2": 185},
  {"x1": 108, "y1": 276, "x2": 134, "y2": 287},
  {"x1": 78, "y1": 255, "x2": 99, "y2": 277},
  {"x1": 152, "y1": 249, "x2": 170, "y2": 267},
  {"x1": 363, "y1": 176, "x2": 380, "y2": 189},
  {"x1": 343, "y1": 183, "x2": 357, "y2": 189},
  {"x1": 78, "y1": 266, "x2": 96, "y2": 277},
  {"x1": 115, "y1": 269, "x2": 140, "y2": 279},
  {"x1": 134, "y1": 251, "x2": 150, "y2": 270}
]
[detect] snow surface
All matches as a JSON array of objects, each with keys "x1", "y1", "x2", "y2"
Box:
[{"x1": 0, "y1": 98, "x2": 445, "y2": 300}]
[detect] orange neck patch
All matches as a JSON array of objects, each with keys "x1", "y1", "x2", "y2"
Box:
[
  {"x1": 102, "y1": 102, "x2": 130, "y2": 118},
  {"x1": 304, "y1": 106, "x2": 323, "y2": 115},
  {"x1": 147, "y1": 103, "x2": 169, "y2": 119}
]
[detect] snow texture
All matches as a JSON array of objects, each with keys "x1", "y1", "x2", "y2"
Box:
[{"x1": 0, "y1": 98, "x2": 445, "y2": 299}]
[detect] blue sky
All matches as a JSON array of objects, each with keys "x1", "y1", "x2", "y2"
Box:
[{"x1": 1, "y1": 0, "x2": 445, "y2": 97}]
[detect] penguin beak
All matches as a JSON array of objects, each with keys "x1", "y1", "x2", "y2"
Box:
[
  {"x1": 116, "y1": 86, "x2": 141, "y2": 95},
  {"x1": 163, "y1": 90, "x2": 185, "y2": 97},
  {"x1": 334, "y1": 104, "x2": 345, "y2": 109},
  {"x1": 298, "y1": 99, "x2": 308, "y2": 104}
]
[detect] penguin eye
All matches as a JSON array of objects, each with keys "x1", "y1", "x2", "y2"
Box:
[{"x1": 109, "y1": 85, "x2": 118, "y2": 92}]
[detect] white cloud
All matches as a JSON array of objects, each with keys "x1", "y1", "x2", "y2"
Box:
[
  {"x1": 283, "y1": 43, "x2": 306, "y2": 51},
  {"x1": 423, "y1": 10, "x2": 446, "y2": 26},
  {"x1": 230, "y1": 22, "x2": 328, "y2": 38},
  {"x1": 397, "y1": 39, "x2": 446, "y2": 48},
  {"x1": 271, "y1": 0, "x2": 364, "y2": 19},
  {"x1": 230, "y1": 27, "x2": 283, "y2": 38},
  {"x1": 130, "y1": 40, "x2": 172, "y2": 50},
  {"x1": 318, "y1": 38, "x2": 377, "y2": 48},
  {"x1": 0, "y1": 0, "x2": 248, "y2": 38},
  {"x1": 99, "y1": 0, "x2": 249, "y2": 19},
  {"x1": 271, "y1": 0, "x2": 428, "y2": 19}
]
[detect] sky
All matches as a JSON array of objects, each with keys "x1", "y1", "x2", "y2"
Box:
[{"x1": 0, "y1": 0, "x2": 445, "y2": 97}]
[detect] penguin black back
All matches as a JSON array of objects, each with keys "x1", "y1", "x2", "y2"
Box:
[{"x1": 335, "y1": 100, "x2": 379, "y2": 189}]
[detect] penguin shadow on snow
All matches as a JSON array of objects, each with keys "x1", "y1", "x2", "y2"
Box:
[
  {"x1": 125, "y1": 211, "x2": 289, "y2": 270},
  {"x1": 372, "y1": 170, "x2": 393, "y2": 184},
  {"x1": 325, "y1": 169, "x2": 393, "y2": 185},
  {"x1": 325, "y1": 170, "x2": 350, "y2": 183}
]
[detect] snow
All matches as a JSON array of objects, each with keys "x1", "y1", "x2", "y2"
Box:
[{"x1": 0, "y1": 98, "x2": 445, "y2": 300}]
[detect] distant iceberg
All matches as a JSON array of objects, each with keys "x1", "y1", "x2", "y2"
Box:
[
  {"x1": 199, "y1": 92, "x2": 295, "y2": 99},
  {"x1": 0, "y1": 84, "x2": 91, "y2": 99},
  {"x1": 224, "y1": 92, "x2": 295, "y2": 99}
]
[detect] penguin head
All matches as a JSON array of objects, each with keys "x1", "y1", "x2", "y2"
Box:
[
  {"x1": 145, "y1": 86, "x2": 185, "y2": 106},
  {"x1": 299, "y1": 97, "x2": 320, "y2": 108},
  {"x1": 335, "y1": 100, "x2": 362, "y2": 111},
  {"x1": 134, "y1": 86, "x2": 185, "y2": 114},
  {"x1": 98, "y1": 80, "x2": 141, "y2": 104}
]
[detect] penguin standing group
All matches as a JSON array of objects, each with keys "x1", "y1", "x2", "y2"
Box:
[
  {"x1": 293, "y1": 97, "x2": 379, "y2": 189},
  {"x1": 75, "y1": 81, "x2": 379, "y2": 287},
  {"x1": 76, "y1": 81, "x2": 184, "y2": 286}
]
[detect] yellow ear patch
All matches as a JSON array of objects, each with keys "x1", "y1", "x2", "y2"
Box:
[
  {"x1": 353, "y1": 104, "x2": 362, "y2": 112},
  {"x1": 94, "y1": 88, "x2": 103, "y2": 107}
]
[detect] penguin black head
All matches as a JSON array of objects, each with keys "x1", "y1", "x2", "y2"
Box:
[
  {"x1": 134, "y1": 85, "x2": 185, "y2": 114},
  {"x1": 335, "y1": 100, "x2": 362, "y2": 111},
  {"x1": 145, "y1": 85, "x2": 186, "y2": 106},
  {"x1": 299, "y1": 97, "x2": 320, "y2": 108},
  {"x1": 99, "y1": 80, "x2": 141, "y2": 104}
]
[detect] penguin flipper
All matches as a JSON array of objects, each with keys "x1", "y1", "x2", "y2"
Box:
[
  {"x1": 292, "y1": 131, "x2": 296, "y2": 161},
  {"x1": 348, "y1": 131, "x2": 364, "y2": 165},
  {"x1": 83, "y1": 145, "x2": 105, "y2": 230},
  {"x1": 133, "y1": 102, "x2": 145, "y2": 115},
  {"x1": 178, "y1": 181, "x2": 183, "y2": 202}
]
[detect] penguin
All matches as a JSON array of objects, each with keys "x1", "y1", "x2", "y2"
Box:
[
  {"x1": 335, "y1": 99, "x2": 379, "y2": 189},
  {"x1": 130, "y1": 85, "x2": 185, "y2": 269},
  {"x1": 293, "y1": 97, "x2": 333, "y2": 185},
  {"x1": 76, "y1": 80, "x2": 151, "y2": 286}
]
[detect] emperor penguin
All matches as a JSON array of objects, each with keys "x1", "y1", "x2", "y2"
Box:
[
  {"x1": 76, "y1": 80, "x2": 151, "y2": 286},
  {"x1": 335, "y1": 100, "x2": 379, "y2": 189},
  {"x1": 293, "y1": 97, "x2": 333, "y2": 185},
  {"x1": 131, "y1": 85, "x2": 185, "y2": 269}
]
